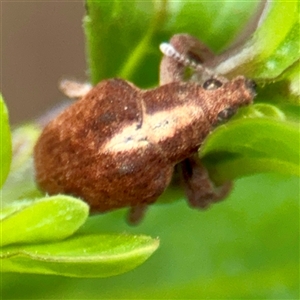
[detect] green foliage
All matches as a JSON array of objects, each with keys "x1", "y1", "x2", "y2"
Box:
[
  {"x1": 219, "y1": 1, "x2": 299, "y2": 81},
  {"x1": 84, "y1": 0, "x2": 260, "y2": 86},
  {"x1": 1, "y1": 233, "x2": 159, "y2": 278},
  {"x1": 0, "y1": 94, "x2": 12, "y2": 188},
  {"x1": 2, "y1": 174, "x2": 299, "y2": 298},
  {"x1": 0, "y1": 125, "x2": 42, "y2": 204},
  {"x1": 0, "y1": 196, "x2": 89, "y2": 247},
  {"x1": 201, "y1": 104, "x2": 300, "y2": 184},
  {"x1": 1, "y1": 0, "x2": 299, "y2": 297}
]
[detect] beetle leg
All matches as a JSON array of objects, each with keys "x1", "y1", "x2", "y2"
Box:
[
  {"x1": 59, "y1": 79, "x2": 92, "y2": 99},
  {"x1": 127, "y1": 203, "x2": 149, "y2": 225},
  {"x1": 178, "y1": 154, "x2": 232, "y2": 209}
]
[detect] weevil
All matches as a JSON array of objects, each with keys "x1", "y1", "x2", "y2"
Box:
[{"x1": 34, "y1": 34, "x2": 256, "y2": 224}]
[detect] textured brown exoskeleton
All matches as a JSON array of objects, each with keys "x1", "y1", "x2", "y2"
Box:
[{"x1": 34, "y1": 34, "x2": 256, "y2": 224}]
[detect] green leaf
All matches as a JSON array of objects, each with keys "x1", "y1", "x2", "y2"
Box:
[
  {"x1": 0, "y1": 195, "x2": 89, "y2": 247},
  {"x1": 162, "y1": 1, "x2": 260, "y2": 51},
  {"x1": 285, "y1": 61, "x2": 300, "y2": 98},
  {"x1": 1, "y1": 125, "x2": 42, "y2": 204},
  {"x1": 2, "y1": 174, "x2": 297, "y2": 297},
  {"x1": 1, "y1": 233, "x2": 159, "y2": 278},
  {"x1": 9, "y1": 124, "x2": 40, "y2": 173},
  {"x1": 215, "y1": 2, "x2": 300, "y2": 81},
  {"x1": 256, "y1": 60, "x2": 300, "y2": 104},
  {"x1": 84, "y1": 0, "x2": 167, "y2": 85},
  {"x1": 0, "y1": 94, "x2": 12, "y2": 188},
  {"x1": 200, "y1": 105, "x2": 300, "y2": 184},
  {"x1": 84, "y1": 0, "x2": 259, "y2": 86}
]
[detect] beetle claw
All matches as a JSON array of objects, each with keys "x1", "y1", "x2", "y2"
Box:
[
  {"x1": 127, "y1": 204, "x2": 149, "y2": 225},
  {"x1": 179, "y1": 155, "x2": 233, "y2": 209}
]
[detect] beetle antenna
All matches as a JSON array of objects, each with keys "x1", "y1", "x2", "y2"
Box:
[{"x1": 159, "y1": 42, "x2": 227, "y2": 82}]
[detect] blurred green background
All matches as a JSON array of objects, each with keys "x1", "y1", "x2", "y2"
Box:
[{"x1": 2, "y1": 174, "x2": 299, "y2": 299}]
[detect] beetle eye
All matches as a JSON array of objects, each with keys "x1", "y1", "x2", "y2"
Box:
[
  {"x1": 203, "y1": 78, "x2": 223, "y2": 90},
  {"x1": 217, "y1": 107, "x2": 236, "y2": 122}
]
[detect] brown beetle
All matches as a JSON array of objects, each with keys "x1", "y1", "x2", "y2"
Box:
[{"x1": 34, "y1": 34, "x2": 255, "y2": 223}]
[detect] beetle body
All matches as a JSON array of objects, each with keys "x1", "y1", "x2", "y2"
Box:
[{"x1": 34, "y1": 76, "x2": 255, "y2": 212}]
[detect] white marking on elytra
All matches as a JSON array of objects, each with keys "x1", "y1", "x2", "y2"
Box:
[
  {"x1": 102, "y1": 104, "x2": 202, "y2": 153},
  {"x1": 101, "y1": 123, "x2": 148, "y2": 153}
]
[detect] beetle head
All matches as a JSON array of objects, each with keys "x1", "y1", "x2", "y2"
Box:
[{"x1": 201, "y1": 76, "x2": 256, "y2": 126}]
